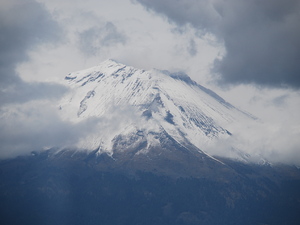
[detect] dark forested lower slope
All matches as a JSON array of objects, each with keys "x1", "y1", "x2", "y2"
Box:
[{"x1": 0, "y1": 150, "x2": 300, "y2": 225}]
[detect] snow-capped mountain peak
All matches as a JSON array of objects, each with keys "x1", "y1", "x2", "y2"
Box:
[{"x1": 59, "y1": 60, "x2": 257, "y2": 162}]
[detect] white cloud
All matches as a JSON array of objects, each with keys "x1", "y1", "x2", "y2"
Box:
[
  {"x1": 18, "y1": 0, "x2": 220, "y2": 85},
  {"x1": 0, "y1": 99, "x2": 129, "y2": 158},
  {"x1": 205, "y1": 85, "x2": 300, "y2": 164}
]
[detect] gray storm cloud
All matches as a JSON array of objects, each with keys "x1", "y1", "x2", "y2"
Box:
[
  {"x1": 136, "y1": 0, "x2": 300, "y2": 88},
  {"x1": 0, "y1": 0, "x2": 67, "y2": 106},
  {"x1": 0, "y1": 0, "x2": 69, "y2": 157}
]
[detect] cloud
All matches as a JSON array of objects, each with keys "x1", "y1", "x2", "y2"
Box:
[
  {"x1": 0, "y1": 82, "x2": 67, "y2": 105},
  {"x1": 202, "y1": 114, "x2": 300, "y2": 165},
  {"x1": 78, "y1": 22, "x2": 127, "y2": 56},
  {"x1": 270, "y1": 94, "x2": 289, "y2": 107},
  {"x1": 0, "y1": 101, "x2": 102, "y2": 158},
  {"x1": 0, "y1": 0, "x2": 66, "y2": 106},
  {"x1": 187, "y1": 39, "x2": 197, "y2": 56},
  {"x1": 136, "y1": 0, "x2": 300, "y2": 88},
  {"x1": 0, "y1": 100, "x2": 144, "y2": 158}
]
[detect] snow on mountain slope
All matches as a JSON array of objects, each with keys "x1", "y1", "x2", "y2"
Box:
[{"x1": 59, "y1": 59, "x2": 257, "y2": 162}]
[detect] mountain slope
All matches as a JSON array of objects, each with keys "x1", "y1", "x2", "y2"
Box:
[
  {"x1": 59, "y1": 59, "x2": 256, "y2": 162},
  {"x1": 1, "y1": 149, "x2": 300, "y2": 225}
]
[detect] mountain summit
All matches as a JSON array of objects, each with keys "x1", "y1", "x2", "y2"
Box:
[{"x1": 59, "y1": 59, "x2": 256, "y2": 164}]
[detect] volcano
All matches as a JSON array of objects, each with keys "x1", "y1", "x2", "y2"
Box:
[
  {"x1": 58, "y1": 59, "x2": 257, "y2": 165},
  {"x1": 1, "y1": 60, "x2": 299, "y2": 225}
]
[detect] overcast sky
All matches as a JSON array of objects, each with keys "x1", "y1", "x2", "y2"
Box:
[{"x1": 0, "y1": 0, "x2": 299, "y2": 164}]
